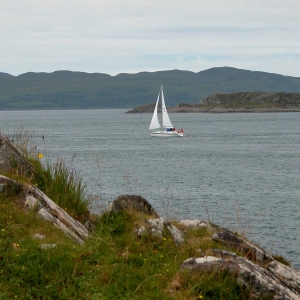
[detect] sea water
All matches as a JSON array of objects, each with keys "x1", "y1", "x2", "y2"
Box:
[{"x1": 0, "y1": 109, "x2": 299, "y2": 268}]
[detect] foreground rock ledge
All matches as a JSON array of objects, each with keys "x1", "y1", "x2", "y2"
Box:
[
  {"x1": 105, "y1": 197, "x2": 300, "y2": 299},
  {"x1": 0, "y1": 175, "x2": 88, "y2": 244},
  {"x1": 181, "y1": 256, "x2": 300, "y2": 300}
]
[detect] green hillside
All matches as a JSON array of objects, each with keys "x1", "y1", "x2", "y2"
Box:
[{"x1": 1, "y1": 67, "x2": 300, "y2": 110}]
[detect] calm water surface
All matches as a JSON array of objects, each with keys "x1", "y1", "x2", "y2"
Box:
[{"x1": 0, "y1": 109, "x2": 299, "y2": 268}]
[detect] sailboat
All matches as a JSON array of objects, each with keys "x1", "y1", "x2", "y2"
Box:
[{"x1": 148, "y1": 85, "x2": 184, "y2": 137}]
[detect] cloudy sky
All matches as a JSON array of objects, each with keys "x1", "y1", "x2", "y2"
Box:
[{"x1": 1, "y1": 0, "x2": 300, "y2": 77}]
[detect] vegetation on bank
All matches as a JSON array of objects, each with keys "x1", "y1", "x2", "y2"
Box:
[
  {"x1": 1, "y1": 193, "x2": 253, "y2": 299},
  {"x1": 4, "y1": 131, "x2": 91, "y2": 221},
  {"x1": 197, "y1": 91, "x2": 300, "y2": 110}
]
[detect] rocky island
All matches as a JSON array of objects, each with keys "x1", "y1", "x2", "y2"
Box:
[{"x1": 126, "y1": 92, "x2": 300, "y2": 113}]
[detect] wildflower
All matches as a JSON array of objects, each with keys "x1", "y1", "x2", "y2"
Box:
[
  {"x1": 163, "y1": 238, "x2": 166, "y2": 241},
  {"x1": 144, "y1": 259, "x2": 147, "y2": 261},
  {"x1": 160, "y1": 255, "x2": 163, "y2": 258},
  {"x1": 166, "y1": 269, "x2": 169, "y2": 272},
  {"x1": 1, "y1": 229, "x2": 5, "y2": 232},
  {"x1": 140, "y1": 254, "x2": 142, "y2": 256},
  {"x1": 38, "y1": 153, "x2": 44, "y2": 159}
]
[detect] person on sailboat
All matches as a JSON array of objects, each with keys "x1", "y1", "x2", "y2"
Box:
[{"x1": 177, "y1": 128, "x2": 184, "y2": 134}]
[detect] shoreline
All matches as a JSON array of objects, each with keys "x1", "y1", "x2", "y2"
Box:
[{"x1": 126, "y1": 107, "x2": 300, "y2": 113}]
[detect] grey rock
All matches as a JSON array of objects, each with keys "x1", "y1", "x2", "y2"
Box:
[
  {"x1": 24, "y1": 195, "x2": 39, "y2": 209},
  {"x1": 166, "y1": 224, "x2": 184, "y2": 245},
  {"x1": 40, "y1": 244, "x2": 56, "y2": 249},
  {"x1": 267, "y1": 260, "x2": 300, "y2": 293},
  {"x1": 150, "y1": 228, "x2": 163, "y2": 239},
  {"x1": 0, "y1": 183, "x2": 5, "y2": 193},
  {"x1": 137, "y1": 226, "x2": 147, "y2": 237},
  {"x1": 106, "y1": 194, "x2": 158, "y2": 216},
  {"x1": 143, "y1": 217, "x2": 184, "y2": 245},
  {"x1": 0, "y1": 175, "x2": 24, "y2": 196},
  {"x1": 208, "y1": 249, "x2": 238, "y2": 259},
  {"x1": 178, "y1": 219, "x2": 208, "y2": 229},
  {"x1": 32, "y1": 233, "x2": 46, "y2": 239},
  {"x1": 38, "y1": 207, "x2": 85, "y2": 245},
  {"x1": 146, "y1": 217, "x2": 165, "y2": 231},
  {"x1": 212, "y1": 229, "x2": 273, "y2": 263},
  {"x1": 83, "y1": 219, "x2": 95, "y2": 232}
]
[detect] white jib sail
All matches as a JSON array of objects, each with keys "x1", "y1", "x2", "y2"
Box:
[
  {"x1": 149, "y1": 91, "x2": 161, "y2": 130},
  {"x1": 161, "y1": 88, "x2": 173, "y2": 128}
]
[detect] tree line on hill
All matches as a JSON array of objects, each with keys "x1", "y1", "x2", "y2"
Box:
[{"x1": 1, "y1": 67, "x2": 300, "y2": 110}]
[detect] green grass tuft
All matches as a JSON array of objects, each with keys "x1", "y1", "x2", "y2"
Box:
[{"x1": 31, "y1": 158, "x2": 92, "y2": 221}]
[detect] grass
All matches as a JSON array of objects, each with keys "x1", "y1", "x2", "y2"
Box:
[
  {"x1": 31, "y1": 157, "x2": 92, "y2": 221},
  {"x1": 0, "y1": 195, "x2": 252, "y2": 299}
]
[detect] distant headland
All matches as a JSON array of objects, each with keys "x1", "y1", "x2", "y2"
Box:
[{"x1": 126, "y1": 92, "x2": 300, "y2": 113}]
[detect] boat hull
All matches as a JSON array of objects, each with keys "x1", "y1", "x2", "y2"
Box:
[{"x1": 149, "y1": 130, "x2": 184, "y2": 137}]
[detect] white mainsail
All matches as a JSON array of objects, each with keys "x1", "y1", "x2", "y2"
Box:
[
  {"x1": 161, "y1": 88, "x2": 173, "y2": 128},
  {"x1": 149, "y1": 84, "x2": 183, "y2": 137},
  {"x1": 149, "y1": 91, "x2": 161, "y2": 130}
]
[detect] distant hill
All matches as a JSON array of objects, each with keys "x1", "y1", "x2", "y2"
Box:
[
  {"x1": 0, "y1": 72, "x2": 13, "y2": 78},
  {"x1": 1, "y1": 67, "x2": 300, "y2": 110}
]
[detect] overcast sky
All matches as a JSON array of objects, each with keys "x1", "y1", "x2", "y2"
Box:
[{"x1": 1, "y1": 0, "x2": 300, "y2": 77}]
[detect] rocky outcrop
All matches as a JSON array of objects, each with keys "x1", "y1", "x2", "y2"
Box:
[
  {"x1": 178, "y1": 219, "x2": 208, "y2": 229},
  {"x1": 212, "y1": 228, "x2": 273, "y2": 263},
  {"x1": 0, "y1": 175, "x2": 89, "y2": 244},
  {"x1": 108, "y1": 196, "x2": 300, "y2": 299},
  {"x1": 106, "y1": 194, "x2": 159, "y2": 217},
  {"x1": 0, "y1": 134, "x2": 89, "y2": 244},
  {"x1": 181, "y1": 255, "x2": 300, "y2": 299},
  {"x1": 137, "y1": 217, "x2": 185, "y2": 245},
  {"x1": 106, "y1": 197, "x2": 184, "y2": 245},
  {"x1": 179, "y1": 220, "x2": 300, "y2": 300}
]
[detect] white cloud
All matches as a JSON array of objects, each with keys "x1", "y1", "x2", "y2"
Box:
[{"x1": 1, "y1": 0, "x2": 300, "y2": 76}]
